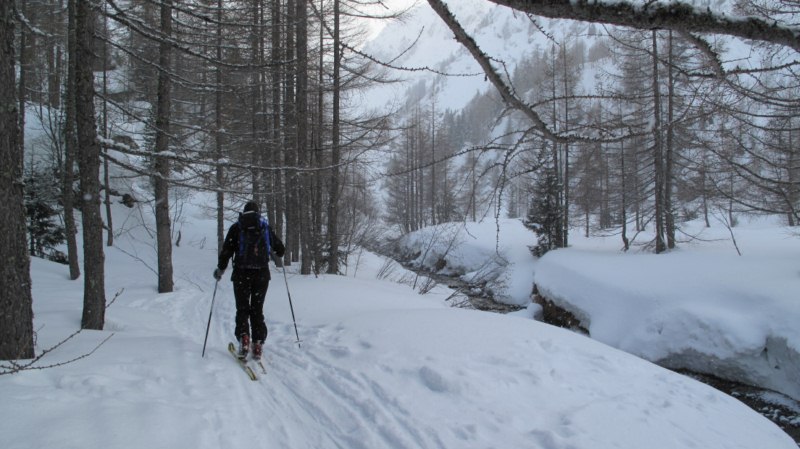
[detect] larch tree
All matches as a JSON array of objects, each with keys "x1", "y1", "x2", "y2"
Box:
[
  {"x1": 76, "y1": 0, "x2": 106, "y2": 330},
  {"x1": 327, "y1": 0, "x2": 341, "y2": 275},
  {"x1": 64, "y1": 0, "x2": 80, "y2": 280},
  {"x1": 0, "y1": 0, "x2": 35, "y2": 360},
  {"x1": 153, "y1": 0, "x2": 174, "y2": 293}
]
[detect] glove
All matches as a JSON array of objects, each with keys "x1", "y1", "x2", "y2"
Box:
[{"x1": 213, "y1": 268, "x2": 224, "y2": 281}]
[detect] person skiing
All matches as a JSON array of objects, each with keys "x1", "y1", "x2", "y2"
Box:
[{"x1": 214, "y1": 201, "x2": 285, "y2": 360}]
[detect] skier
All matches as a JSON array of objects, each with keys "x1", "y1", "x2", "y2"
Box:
[{"x1": 214, "y1": 201, "x2": 285, "y2": 360}]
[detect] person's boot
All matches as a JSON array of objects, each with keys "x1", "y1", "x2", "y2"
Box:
[
  {"x1": 252, "y1": 340, "x2": 263, "y2": 360},
  {"x1": 237, "y1": 334, "x2": 250, "y2": 360}
]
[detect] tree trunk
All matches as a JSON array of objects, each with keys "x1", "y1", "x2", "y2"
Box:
[
  {"x1": 788, "y1": 124, "x2": 798, "y2": 226},
  {"x1": 620, "y1": 134, "x2": 629, "y2": 251},
  {"x1": 18, "y1": 4, "x2": 27, "y2": 160},
  {"x1": 270, "y1": 0, "x2": 284, "y2": 246},
  {"x1": 284, "y1": 0, "x2": 297, "y2": 265},
  {"x1": 327, "y1": 0, "x2": 341, "y2": 275},
  {"x1": 102, "y1": 4, "x2": 113, "y2": 247},
  {"x1": 64, "y1": 0, "x2": 80, "y2": 280},
  {"x1": 0, "y1": 0, "x2": 35, "y2": 360},
  {"x1": 702, "y1": 154, "x2": 710, "y2": 227},
  {"x1": 76, "y1": 0, "x2": 106, "y2": 330},
  {"x1": 665, "y1": 30, "x2": 675, "y2": 249},
  {"x1": 154, "y1": 0, "x2": 174, "y2": 293},
  {"x1": 216, "y1": 0, "x2": 225, "y2": 252},
  {"x1": 251, "y1": 0, "x2": 265, "y2": 206},
  {"x1": 549, "y1": 46, "x2": 563, "y2": 248},
  {"x1": 651, "y1": 30, "x2": 666, "y2": 254},
  {"x1": 313, "y1": 3, "x2": 324, "y2": 274},
  {"x1": 430, "y1": 93, "x2": 436, "y2": 226},
  {"x1": 296, "y1": 0, "x2": 312, "y2": 275},
  {"x1": 561, "y1": 42, "x2": 570, "y2": 248}
]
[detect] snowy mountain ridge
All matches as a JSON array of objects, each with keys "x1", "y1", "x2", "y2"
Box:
[{"x1": 362, "y1": 0, "x2": 546, "y2": 113}]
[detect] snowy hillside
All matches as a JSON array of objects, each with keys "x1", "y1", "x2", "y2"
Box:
[
  {"x1": 362, "y1": 0, "x2": 546, "y2": 113},
  {"x1": 2, "y1": 196, "x2": 797, "y2": 449},
  {"x1": 535, "y1": 217, "x2": 800, "y2": 403},
  {"x1": 394, "y1": 215, "x2": 800, "y2": 426}
]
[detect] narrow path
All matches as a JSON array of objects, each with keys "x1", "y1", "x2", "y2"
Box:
[
  {"x1": 199, "y1": 275, "x2": 447, "y2": 449},
  {"x1": 251, "y1": 324, "x2": 448, "y2": 449}
]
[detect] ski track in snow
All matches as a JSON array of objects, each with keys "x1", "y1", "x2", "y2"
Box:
[
  {"x1": 158, "y1": 272, "x2": 439, "y2": 449},
  {"x1": 250, "y1": 326, "x2": 445, "y2": 449},
  {"x1": 7, "y1": 241, "x2": 797, "y2": 449},
  {"x1": 159, "y1": 273, "x2": 780, "y2": 449}
]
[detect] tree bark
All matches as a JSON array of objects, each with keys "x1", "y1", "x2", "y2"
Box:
[
  {"x1": 76, "y1": 0, "x2": 106, "y2": 330},
  {"x1": 102, "y1": 4, "x2": 113, "y2": 247},
  {"x1": 327, "y1": 0, "x2": 341, "y2": 275},
  {"x1": 652, "y1": 30, "x2": 666, "y2": 254},
  {"x1": 561, "y1": 42, "x2": 570, "y2": 248},
  {"x1": 18, "y1": 1, "x2": 28, "y2": 160},
  {"x1": 216, "y1": 0, "x2": 225, "y2": 252},
  {"x1": 296, "y1": 0, "x2": 312, "y2": 275},
  {"x1": 154, "y1": 0, "x2": 174, "y2": 293},
  {"x1": 284, "y1": 0, "x2": 297, "y2": 265},
  {"x1": 0, "y1": 0, "x2": 35, "y2": 360},
  {"x1": 665, "y1": 31, "x2": 676, "y2": 249},
  {"x1": 270, "y1": 0, "x2": 284, "y2": 245},
  {"x1": 64, "y1": 0, "x2": 80, "y2": 280}
]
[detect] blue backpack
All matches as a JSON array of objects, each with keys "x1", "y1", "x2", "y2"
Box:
[{"x1": 235, "y1": 211, "x2": 271, "y2": 269}]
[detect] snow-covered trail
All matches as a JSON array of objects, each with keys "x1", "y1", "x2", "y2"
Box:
[
  {"x1": 194, "y1": 266, "x2": 453, "y2": 449},
  {"x1": 180, "y1": 265, "x2": 794, "y2": 449},
  {"x1": 3, "y1": 221, "x2": 796, "y2": 449}
]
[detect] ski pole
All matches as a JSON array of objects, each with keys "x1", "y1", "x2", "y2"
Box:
[
  {"x1": 202, "y1": 279, "x2": 219, "y2": 357},
  {"x1": 273, "y1": 254, "x2": 301, "y2": 348}
]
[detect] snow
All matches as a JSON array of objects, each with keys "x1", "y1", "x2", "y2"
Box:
[
  {"x1": 1, "y1": 196, "x2": 797, "y2": 449},
  {"x1": 396, "y1": 219, "x2": 537, "y2": 306},
  {"x1": 395, "y1": 214, "x2": 800, "y2": 403},
  {"x1": 534, "y1": 217, "x2": 800, "y2": 403},
  {"x1": 361, "y1": 0, "x2": 543, "y2": 113}
]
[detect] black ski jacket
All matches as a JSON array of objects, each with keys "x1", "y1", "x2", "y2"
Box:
[{"x1": 217, "y1": 212, "x2": 285, "y2": 279}]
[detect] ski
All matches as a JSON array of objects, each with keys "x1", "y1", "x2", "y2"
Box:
[
  {"x1": 254, "y1": 359, "x2": 267, "y2": 375},
  {"x1": 228, "y1": 342, "x2": 258, "y2": 381}
]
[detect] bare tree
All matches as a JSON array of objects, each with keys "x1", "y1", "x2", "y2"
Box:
[
  {"x1": 0, "y1": 0, "x2": 35, "y2": 360},
  {"x1": 153, "y1": 0, "x2": 174, "y2": 293},
  {"x1": 327, "y1": 0, "x2": 342, "y2": 274},
  {"x1": 76, "y1": 0, "x2": 106, "y2": 330},
  {"x1": 64, "y1": 0, "x2": 80, "y2": 279},
  {"x1": 215, "y1": 0, "x2": 226, "y2": 251}
]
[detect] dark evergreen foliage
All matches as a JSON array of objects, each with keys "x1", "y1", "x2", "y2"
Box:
[
  {"x1": 24, "y1": 169, "x2": 67, "y2": 264},
  {"x1": 524, "y1": 150, "x2": 564, "y2": 257}
]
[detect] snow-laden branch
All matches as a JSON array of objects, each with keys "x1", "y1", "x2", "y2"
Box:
[{"x1": 486, "y1": 0, "x2": 800, "y2": 52}]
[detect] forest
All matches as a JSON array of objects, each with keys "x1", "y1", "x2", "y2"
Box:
[{"x1": 1, "y1": 0, "x2": 799, "y2": 362}]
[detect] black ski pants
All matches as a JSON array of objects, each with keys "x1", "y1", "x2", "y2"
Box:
[{"x1": 231, "y1": 268, "x2": 270, "y2": 342}]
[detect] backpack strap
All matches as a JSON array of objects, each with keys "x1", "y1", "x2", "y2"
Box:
[
  {"x1": 260, "y1": 217, "x2": 271, "y2": 257},
  {"x1": 236, "y1": 220, "x2": 244, "y2": 257},
  {"x1": 236, "y1": 217, "x2": 248, "y2": 258}
]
